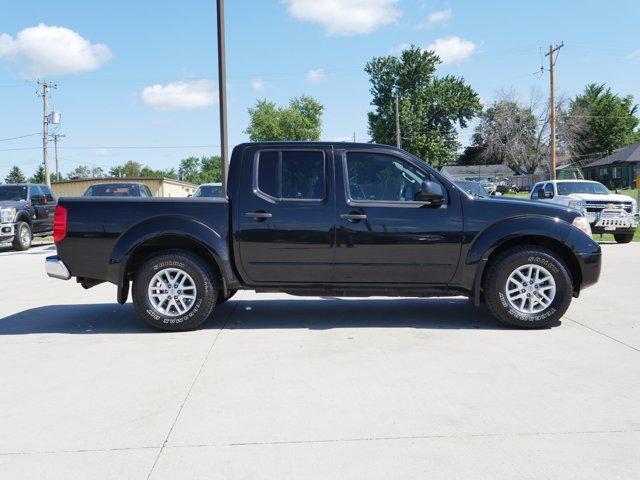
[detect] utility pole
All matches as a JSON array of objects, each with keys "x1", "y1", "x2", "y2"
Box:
[
  {"x1": 395, "y1": 94, "x2": 401, "y2": 149},
  {"x1": 545, "y1": 42, "x2": 564, "y2": 180},
  {"x1": 38, "y1": 80, "x2": 57, "y2": 187},
  {"x1": 52, "y1": 133, "x2": 66, "y2": 182},
  {"x1": 216, "y1": 0, "x2": 229, "y2": 198}
]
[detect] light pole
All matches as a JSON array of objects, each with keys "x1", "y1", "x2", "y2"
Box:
[{"x1": 216, "y1": 0, "x2": 229, "y2": 198}]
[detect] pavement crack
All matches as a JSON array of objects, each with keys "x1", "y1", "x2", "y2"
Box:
[
  {"x1": 144, "y1": 298, "x2": 240, "y2": 480},
  {"x1": 565, "y1": 314, "x2": 640, "y2": 353},
  {"x1": 168, "y1": 428, "x2": 640, "y2": 450}
]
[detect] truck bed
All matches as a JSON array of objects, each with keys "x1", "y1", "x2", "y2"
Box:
[{"x1": 56, "y1": 197, "x2": 229, "y2": 285}]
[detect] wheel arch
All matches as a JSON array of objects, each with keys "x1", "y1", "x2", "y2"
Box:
[
  {"x1": 109, "y1": 215, "x2": 238, "y2": 304},
  {"x1": 467, "y1": 216, "x2": 581, "y2": 306}
]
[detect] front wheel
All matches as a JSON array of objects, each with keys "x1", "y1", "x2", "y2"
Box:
[
  {"x1": 12, "y1": 221, "x2": 32, "y2": 251},
  {"x1": 483, "y1": 246, "x2": 573, "y2": 328},
  {"x1": 614, "y1": 233, "x2": 634, "y2": 244},
  {"x1": 132, "y1": 250, "x2": 217, "y2": 331}
]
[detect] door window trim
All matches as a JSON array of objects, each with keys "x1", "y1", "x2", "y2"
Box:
[
  {"x1": 340, "y1": 150, "x2": 447, "y2": 208},
  {"x1": 252, "y1": 149, "x2": 327, "y2": 204}
]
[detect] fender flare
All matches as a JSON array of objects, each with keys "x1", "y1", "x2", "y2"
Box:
[
  {"x1": 466, "y1": 215, "x2": 572, "y2": 306},
  {"x1": 109, "y1": 215, "x2": 234, "y2": 303}
]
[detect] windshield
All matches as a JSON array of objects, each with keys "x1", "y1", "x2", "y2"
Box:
[
  {"x1": 455, "y1": 181, "x2": 488, "y2": 198},
  {"x1": 0, "y1": 185, "x2": 28, "y2": 201},
  {"x1": 85, "y1": 184, "x2": 139, "y2": 196},
  {"x1": 557, "y1": 182, "x2": 610, "y2": 196},
  {"x1": 194, "y1": 185, "x2": 222, "y2": 197}
]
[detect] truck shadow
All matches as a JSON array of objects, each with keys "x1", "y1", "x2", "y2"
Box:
[{"x1": 0, "y1": 297, "x2": 548, "y2": 335}]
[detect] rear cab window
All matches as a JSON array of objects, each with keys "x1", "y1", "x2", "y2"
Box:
[{"x1": 255, "y1": 150, "x2": 325, "y2": 201}]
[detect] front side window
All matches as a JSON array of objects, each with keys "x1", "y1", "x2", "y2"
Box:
[
  {"x1": 543, "y1": 183, "x2": 554, "y2": 197},
  {"x1": 256, "y1": 150, "x2": 325, "y2": 200},
  {"x1": 345, "y1": 152, "x2": 429, "y2": 202}
]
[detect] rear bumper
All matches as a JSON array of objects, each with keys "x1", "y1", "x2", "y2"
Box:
[{"x1": 45, "y1": 255, "x2": 71, "y2": 280}]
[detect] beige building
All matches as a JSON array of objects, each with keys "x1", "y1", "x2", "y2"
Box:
[{"x1": 51, "y1": 177, "x2": 197, "y2": 198}]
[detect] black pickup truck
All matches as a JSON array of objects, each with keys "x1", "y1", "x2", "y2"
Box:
[
  {"x1": 1, "y1": 183, "x2": 57, "y2": 250},
  {"x1": 46, "y1": 142, "x2": 601, "y2": 331}
]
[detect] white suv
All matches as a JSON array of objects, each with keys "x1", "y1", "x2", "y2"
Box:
[{"x1": 530, "y1": 180, "x2": 638, "y2": 243}]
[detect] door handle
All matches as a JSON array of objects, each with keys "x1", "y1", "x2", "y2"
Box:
[
  {"x1": 245, "y1": 211, "x2": 272, "y2": 220},
  {"x1": 341, "y1": 213, "x2": 367, "y2": 222}
]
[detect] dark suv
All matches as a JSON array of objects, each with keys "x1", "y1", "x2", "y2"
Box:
[{"x1": 0, "y1": 184, "x2": 57, "y2": 251}]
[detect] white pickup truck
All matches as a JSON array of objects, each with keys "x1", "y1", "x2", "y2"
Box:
[{"x1": 530, "y1": 180, "x2": 638, "y2": 243}]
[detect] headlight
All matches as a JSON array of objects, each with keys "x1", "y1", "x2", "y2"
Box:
[
  {"x1": 568, "y1": 199, "x2": 585, "y2": 211},
  {"x1": 572, "y1": 216, "x2": 592, "y2": 237},
  {"x1": 0, "y1": 207, "x2": 16, "y2": 224}
]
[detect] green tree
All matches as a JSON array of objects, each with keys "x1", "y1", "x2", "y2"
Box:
[
  {"x1": 365, "y1": 45, "x2": 481, "y2": 167},
  {"x1": 139, "y1": 166, "x2": 178, "y2": 179},
  {"x1": 29, "y1": 164, "x2": 46, "y2": 183},
  {"x1": 571, "y1": 84, "x2": 640, "y2": 157},
  {"x1": 67, "y1": 165, "x2": 91, "y2": 180},
  {"x1": 245, "y1": 95, "x2": 324, "y2": 141},
  {"x1": 4, "y1": 165, "x2": 26, "y2": 183},
  {"x1": 109, "y1": 160, "x2": 143, "y2": 178},
  {"x1": 178, "y1": 156, "x2": 202, "y2": 184},
  {"x1": 200, "y1": 156, "x2": 222, "y2": 183}
]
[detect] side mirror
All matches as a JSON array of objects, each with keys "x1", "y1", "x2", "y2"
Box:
[{"x1": 417, "y1": 181, "x2": 445, "y2": 206}]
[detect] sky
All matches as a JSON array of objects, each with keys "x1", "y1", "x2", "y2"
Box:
[{"x1": 1, "y1": 0, "x2": 639, "y2": 179}]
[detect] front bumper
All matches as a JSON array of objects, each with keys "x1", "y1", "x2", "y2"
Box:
[
  {"x1": 587, "y1": 209, "x2": 638, "y2": 233},
  {"x1": 0, "y1": 222, "x2": 15, "y2": 243},
  {"x1": 565, "y1": 228, "x2": 602, "y2": 291},
  {"x1": 45, "y1": 255, "x2": 71, "y2": 280}
]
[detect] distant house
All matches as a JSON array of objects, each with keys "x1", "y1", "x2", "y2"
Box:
[
  {"x1": 582, "y1": 142, "x2": 640, "y2": 189},
  {"x1": 440, "y1": 164, "x2": 515, "y2": 181}
]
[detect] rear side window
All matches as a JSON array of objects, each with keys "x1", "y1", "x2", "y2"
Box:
[
  {"x1": 40, "y1": 186, "x2": 55, "y2": 202},
  {"x1": 256, "y1": 150, "x2": 325, "y2": 200},
  {"x1": 544, "y1": 183, "x2": 554, "y2": 197}
]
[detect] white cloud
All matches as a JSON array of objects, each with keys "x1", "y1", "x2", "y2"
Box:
[
  {"x1": 94, "y1": 148, "x2": 109, "y2": 157},
  {"x1": 628, "y1": 49, "x2": 640, "y2": 60},
  {"x1": 141, "y1": 80, "x2": 217, "y2": 111},
  {"x1": 0, "y1": 23, "x2": 111, "y2": 77},
  {"x1": 426, "y1": 36, "x2": 476, "y2": 64},
  {"x1": 307, "y1": 68, "x2": 326, "y2": 83},
  {"x1": 251, "y1": 78, "x2": 265, "y2": 92},
  {"x1": 284, "y1": 0, "x2": 400, "y2": 36},
  {"x1": 427, "y1": 8, "x2": 452, "y2": 25}
]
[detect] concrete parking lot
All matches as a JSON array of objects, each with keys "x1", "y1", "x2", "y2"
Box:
[{"x1": 0, "y1": 243, "x2": 638, "y2": 479}]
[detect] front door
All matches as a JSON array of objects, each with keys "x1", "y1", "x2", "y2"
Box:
[
  {"x1": 235, "y1": 146, "x2": 335, "y2": 284},
  {"x1": 333, "y1": 149, "x2": 463, "y2": 284}
]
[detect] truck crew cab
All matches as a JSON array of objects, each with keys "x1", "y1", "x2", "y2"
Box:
[{"x1": 46, "y1": 143, "x2": 602, "y2": 331}]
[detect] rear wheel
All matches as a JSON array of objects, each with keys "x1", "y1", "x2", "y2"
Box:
[
  {"x1": 614, "y1": 233, "x2": 634, "y2": 244},
  {"x1": 132, "y1": 250, "x2": 217, "y2": 331},
  {"x1": 12, "y1": 221, "x2": 32, "y2": 251},
  {"x1": 483, "y1": 246, "x2": 573, "y2": 328}
]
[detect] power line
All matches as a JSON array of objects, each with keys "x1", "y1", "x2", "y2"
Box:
[{"x1": 0, "y1": 132, "x2": 41, "y2": 142}]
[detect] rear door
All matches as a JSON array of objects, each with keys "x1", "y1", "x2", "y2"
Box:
[
  {"x1": 333, "y1": 148, "x2": 463, "y2": 284},
  {"x1": 234, "y1": 145, "x2": 335, "y2": 284}
]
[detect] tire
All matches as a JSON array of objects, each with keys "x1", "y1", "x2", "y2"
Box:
[
  {"x1": 12, "y1": 221, "x2": 32, "y2": 251},
  {"x1": 614, "y1": 233, "x2": 634, "y2": 244},
  {"x1": 132, "y1": 250, "x2": 217, "y2": 331},
  {"x1": 483, "y1": 246, "x2": 573, "y2": 329},
  {"x1": 216, "y1": 289, "x2": 237, "y2": 305}
]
